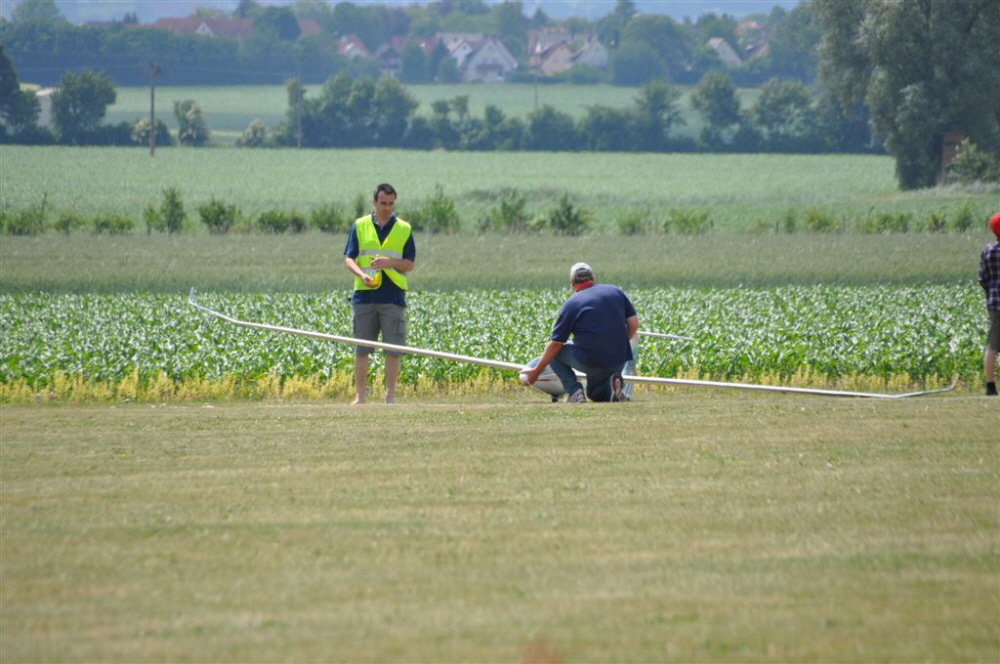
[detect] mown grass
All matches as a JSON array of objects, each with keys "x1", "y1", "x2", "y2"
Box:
[
  {"x1": 2, "y1": 396, "x2": 997, "y2": 662},
  {"x1": 0, "y1": 232, "x2": 986, "y2": 293},
  {"x1": 4, "y1": 146, "x2": 997, "y2": 231}
]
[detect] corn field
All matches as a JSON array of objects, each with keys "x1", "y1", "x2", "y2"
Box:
[{"x1": 0, "y1": 285, "x2": 984, "y2": 401}]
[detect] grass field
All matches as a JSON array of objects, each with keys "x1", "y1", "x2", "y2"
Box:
[
  {"x1": 106, "y1": 83, "x2": 760, "y2": 143},
  {"x1": 3, "y1": 138, "x2": 999, "y2": 662},
  {"x1": 2, "y1": 395, "x2": 997, "y2": 662},
  {"x1": 0, "y1": 233, "x2": 986, "y2": 293},
  {"x1": 5, "y1": 146, "x2": 997, "y2": 229}
]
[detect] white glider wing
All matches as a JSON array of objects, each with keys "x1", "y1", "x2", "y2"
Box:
[{"x1": 188, "y1": 289, "x2": 956, "y2": 399}]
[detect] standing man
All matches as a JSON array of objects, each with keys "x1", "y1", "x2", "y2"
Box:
[
  {"x1": 522, "y1": 262, "x2": 639, "y2": 402},
  {"x1": 978, "y1": 212, "x2": 1000, "y2": 397},
  {"x1": 344, "y1": 183, "x2": 416, "y2": 404}
]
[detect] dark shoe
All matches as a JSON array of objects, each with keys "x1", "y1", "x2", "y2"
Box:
[
  {"x1": 610, "y1": 373, "x2": 625, "y2": 402},
  {"x1": 987, "y1": 382, "x2": 998, "y2": 396}
]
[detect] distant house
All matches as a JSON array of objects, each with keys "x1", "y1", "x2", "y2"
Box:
[
  {"x1": 736, "y1": 19, "x2": 771, "y2": 61},
  {"x1": 338, "y1": 34, "x2": 370, "y2": 59},
  {"x1": 707, "y1": 37, "x2": 742, "y2": 66},
  {"x1": 536, "y1": 42, "x2": 575, "y2": 76},
  {"x1": 34, "y1": 87, "x2": 56, "y2": 128},
  {"x1": 570, "y1": 39, "x2": 608, "y2": 69},
  {"x1": 152, "y1": 16, "x2": 320, "y2": 41},
  {"x1": 154, "y1": 17, "x2": 253, "y2": 40},
  {"x1": 529, "y1": 30, "x2": 607, "y2": 76},
  {"x1": 461, "y1": 37, "x2": 518, "y2": 83}
]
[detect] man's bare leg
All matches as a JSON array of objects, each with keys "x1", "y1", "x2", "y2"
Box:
[
  {"x1": 353, "y1": 354, "x2": 369, "y2": 405},
  {"x1": 385, "y1": 355, "x2": 400, "y2": 404}
]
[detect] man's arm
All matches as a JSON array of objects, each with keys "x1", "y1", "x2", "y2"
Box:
[
  {"x1": 345, "y1": 255, "x2": 377, "y2": 287},
  {"x1": 521, "y1": 340, "x2": 564, "y2": 386},
  {"x1": 626, "y1": 314, "x2": 639, "y2": 339},
  {"x1": 370, "y1": 257, "x2": 414, "y2": 273}
]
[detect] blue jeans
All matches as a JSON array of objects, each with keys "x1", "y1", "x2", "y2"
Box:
[{"x1": 550, "y1": 344, "x2": 625, "y2": 403}]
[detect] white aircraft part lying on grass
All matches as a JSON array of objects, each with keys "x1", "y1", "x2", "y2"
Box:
[{"x1": 189, "y1": 289, "x2": 957, "y2": 400}]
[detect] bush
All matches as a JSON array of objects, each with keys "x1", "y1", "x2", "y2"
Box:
[
  {"x1": 54, "y1": 212, "x2": 87, "y2": 234},
  {"x1": 666, "y1": 209, "x2": 712, "y2": 235},
  {"x1": 420, "y1": 185, "x2": 460, "y2": 234},
  {"x1": 952, "y1": 203, "x2": 977, "y2": 233},
  {"x1": 480, "y1": 189, "x2": 529, "y2": 233},
  {"x1": 145, "y1": 187, "x2": 186, "y2": 234},
  {"x1": 803, "y1": 209, "x2": 837, "y2": 233},
  {"x1": 781, "y1": 209, "x2": 798, "y2": 234},
  {"x1": 5, "y1": 205, "x2": 47, "y2": 235},
  {"x1": 130, "y1": 119, "x2": 172, "y2": 147},
  {"x1": 616, "y1": 209, "x2": 654, "y2": 235},
  {"x1": 353, "y1": 193, "x2": 368, "y2": 220},
  {"x1": 861, "y1": 212, "x2": 911, "y2": 234},
  {"x1": 92, "y1": 215, "x2": 134, "y2": 234},
  {"x1": 547, "y1": 194, "x2": 589, "y2": 236},
  {"x1": 310, "y1": 203, "x2": 348, "y2": 233},
  {"x1": 197, "y1": 198, "x2": 239, "y2": 234},
  {"x1": 949, "y1": 139, "x2": 1000, "y2": 184},
  {"x1": 922, "y1": 210, "x2": 948, "y2": 233},
  {"x1": 237, "y1": 119, "x2": 268, "y2": 148},
  {"x1": 257, "y1": 210, "x2": 306, "y2": 233}
]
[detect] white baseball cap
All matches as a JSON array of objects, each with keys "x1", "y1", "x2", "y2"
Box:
[{"x1": 570, "y1": 262, "x2": 593, "y2": 280}]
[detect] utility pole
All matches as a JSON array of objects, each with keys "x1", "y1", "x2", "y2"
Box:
[
  {"x1": 296, "y1": 49, "x2": 303, "y2": 149},
  {"x1": 148, "y1": 62, "x2": 161, "y2": 157}
]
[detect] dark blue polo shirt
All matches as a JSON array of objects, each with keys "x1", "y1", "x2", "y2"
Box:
[
  {"x1": 344, "y1": 214, "x2": 416, "y2": 307},
  {"x1": 551, "y1": 283, "x2": 636, "y2": 368}
]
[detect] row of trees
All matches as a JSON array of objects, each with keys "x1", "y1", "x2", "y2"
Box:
[
  {"x1": 3, "y1": 0, "x2": 998, "y2": 190},
  {"x1": 0, "y1": 0, "x2": 818, "y2": 87},
  {"x1": 260, "y1": 70, "x2": 874, "y2": 154}
]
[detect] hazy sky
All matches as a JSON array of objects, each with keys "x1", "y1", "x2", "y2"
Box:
[{"x1": 15, "y1": 0, "x2": 801, "y2": 25}]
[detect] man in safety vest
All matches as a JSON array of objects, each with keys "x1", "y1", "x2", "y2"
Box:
[{"x1": 344, "y1": 183, "x2": 416, "y2": 404}]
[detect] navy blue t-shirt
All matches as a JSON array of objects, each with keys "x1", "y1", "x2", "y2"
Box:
[
  {"x1": 551, "y1": 284, "x2": 636, "y2": 368},
  {"x1": 344, "y1": 214, "x2": 416, "y2": 307}
]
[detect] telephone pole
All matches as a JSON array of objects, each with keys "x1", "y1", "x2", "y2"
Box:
[{"x1": 148, "y1": 62, "x2": 161, "y2": 157}]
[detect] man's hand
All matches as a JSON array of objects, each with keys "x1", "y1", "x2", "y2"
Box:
[{"x1": 521, "y1": 365, "x2": 542, "y2": 386}]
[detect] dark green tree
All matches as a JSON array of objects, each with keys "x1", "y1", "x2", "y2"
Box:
[
  {"x1": 750, "y1": 78, "x2": 815, "y2": 149},
  {"x1": 0, "y1": 43, "x2": 40, "y2": 137},
  {"x1": 525, "y1": 105, "x2": 578, "y2": 151},
  {"x1": 11, "y1": 0, "x2": 65, "y2": 25},
  {"x1": 372, "y1": 75, "x2": 417, "y2": 146},
  {"x1": 610, "y1": 43, "x2": 665, "y2": 86},
  {"x1": 253, "y1": 6, "x2": 301, "y2": 42},
  {"x1": 621, "y1": 14, "x2": 692, "y2": 79},
  {"x1": 691, "y1": 70, "x2": 742, "y2": 147},
  {"x1": 633, "y1": 78, "x2": 684, "y2": 149},
  {"x1": 400, "y1": 41, "x2": 429, "y2": 83},
  {"x1": 765, "y1": 1, "x2": 820, "y2": 81},
  {"x1": 50, "y1": 70, "x2": 116, "y2": 143},
  {"x1": 814, "y1": 0, "x2": 1000, "y2": 189}
]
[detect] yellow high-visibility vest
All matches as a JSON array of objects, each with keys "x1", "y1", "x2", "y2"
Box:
[{"x1": 353, "y1": 216, "x2": 411, "y2": 291}]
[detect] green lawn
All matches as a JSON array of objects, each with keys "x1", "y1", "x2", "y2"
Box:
[{"x1": 2, "y1": 395, "x2": 997, "y2": 662}]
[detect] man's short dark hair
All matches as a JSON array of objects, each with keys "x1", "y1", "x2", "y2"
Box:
[{"x1": 374, "y1": 183, "x2": 397, "y2": 201}]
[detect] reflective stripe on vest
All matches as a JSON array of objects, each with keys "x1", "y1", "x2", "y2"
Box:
[{"x1": 353, "y1": 216, "x2": 411, "y2": 291}]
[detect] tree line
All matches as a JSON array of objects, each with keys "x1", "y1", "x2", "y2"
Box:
[
  {"x1": 0, "y1": 0, "x2": 817, "y2": 87},
  {"x1": 2, "y1": 0, "x2": 998, "y2": 190}
]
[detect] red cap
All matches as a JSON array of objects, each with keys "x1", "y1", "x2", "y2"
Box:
[{"x1": 991, "y1": 212, "x2": 1000, "y2": 237}]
